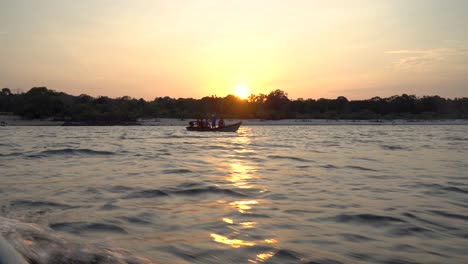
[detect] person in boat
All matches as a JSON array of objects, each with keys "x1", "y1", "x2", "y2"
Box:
[
  {"x1": 204, "y1": 118, "x2": 210, "y2": 128},
  {"x1": 218, "y1": 117, "x2": 225, "y2": 128},
  {"x1": 211, "y1": 113, "x2": 217, "y2": 128},
  {"x1": 189, "y1": 121, "x2": 194, "y2": 127}
]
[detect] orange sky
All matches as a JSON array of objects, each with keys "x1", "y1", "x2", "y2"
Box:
[{"x1": 1, "y1": 0, "x2": 467, "y2": 100}]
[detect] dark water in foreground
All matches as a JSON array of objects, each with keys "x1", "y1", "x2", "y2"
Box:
[{"x1": 0, "y1": 125, "x2": 467, "y2": 264}]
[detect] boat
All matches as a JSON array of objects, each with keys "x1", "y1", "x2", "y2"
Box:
[{"x1": 186, "y1": 122, "x2": 242, "y2": 132}]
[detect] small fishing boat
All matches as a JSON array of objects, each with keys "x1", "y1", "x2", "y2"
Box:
[{"x1": 186, "y1": 122, "x2": 242, "y2": 132}]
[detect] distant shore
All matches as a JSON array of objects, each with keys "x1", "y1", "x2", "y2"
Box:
[{"x1": 1, "y1": 115, "x2": 468, "y2": 126}]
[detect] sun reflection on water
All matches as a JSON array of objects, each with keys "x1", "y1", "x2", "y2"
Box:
[
  {"x1": 233, "y1": 134, "x2": 250, "y2": 145},
  {"x1": 213, "y1": 137, "x2": 279, "y2": 261},
  {"x1": 264, "y1": 238, "x2": 277, "y2": 244},
  {"x1": 223, "y1": 217, "x2": 234, "y2": 224},
  {"x1": 240, "y1": 221, "x2": 256, "y2": 228},
  {"x1": 256, "y1": 252, "x2": 274, "y2": 261},
  {"x1": 227, "y1": 163, "x2": 255, "y2": 189},
  {"x1": 229, "y1": 200, "x2": 259, "y2": 213},
  {"x1": 210, "y1": 233, "x2": 255, "y2": 248}
]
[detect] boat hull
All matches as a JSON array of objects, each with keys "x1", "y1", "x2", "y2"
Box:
[{"x1": 186, "y1": 122, "x2": 242, "y2": 132}]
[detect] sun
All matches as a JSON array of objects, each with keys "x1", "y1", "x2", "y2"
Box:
[{"x1": 233, "y1": 84, "x2": 250, "y2": 99}]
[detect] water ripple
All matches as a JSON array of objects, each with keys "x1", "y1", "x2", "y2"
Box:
[{"x1": 328, "y1": 213, "x2": 406, "y2": 226}]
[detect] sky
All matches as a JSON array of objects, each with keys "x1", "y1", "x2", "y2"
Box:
[{"x1": 1, "y1": 0, "x2": 467, "y2": 100}]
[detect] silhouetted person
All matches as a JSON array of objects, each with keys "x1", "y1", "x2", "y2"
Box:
[
  {"x1": 211, "y1": 113, "x2": 217, "y2": 128},
  {"x1": 218, "y1": 117, "x2": 225, "y2": 128}
]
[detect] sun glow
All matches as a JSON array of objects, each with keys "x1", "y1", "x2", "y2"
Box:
[{"x1": 233, "y1": 84, "x2": 250, "y2": 99}]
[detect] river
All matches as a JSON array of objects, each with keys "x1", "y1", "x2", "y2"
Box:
[{"x1": 0, "y1": 125, "x2": 467, "y2": 263}]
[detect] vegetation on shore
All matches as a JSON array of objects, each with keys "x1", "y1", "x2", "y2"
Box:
[{"x1": 1, "y1": 87, "x2": 467, "y2": 122}]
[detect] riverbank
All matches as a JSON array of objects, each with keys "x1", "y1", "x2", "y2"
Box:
[{"x1": 1, "y1": 116, "x2": 468, "y2": 126}]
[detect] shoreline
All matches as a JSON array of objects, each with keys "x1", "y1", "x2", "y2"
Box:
[{"x1": 1, "y1": 116, "x2": 468, "y2": 126}]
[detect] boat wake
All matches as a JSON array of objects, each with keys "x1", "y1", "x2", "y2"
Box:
[{"x1": 0, "y1": 216, "x2": 157, "y2": 264}]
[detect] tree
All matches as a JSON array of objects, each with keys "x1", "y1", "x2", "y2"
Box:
[
  {"x1": 335, "y1": 96, "x2": 349, "y2": 113},
  {"x1": 1, "y1": 87, "x2": 466, "y2": 121},
  {"x1": 265, "y1": 89, "x2": 292, "y2": 119},
  {"x1": 1, "y1": 88, "x2": 12, "y2": 96}
]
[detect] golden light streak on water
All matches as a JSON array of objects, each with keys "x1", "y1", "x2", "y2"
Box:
[
  {"x1": 229, "y1": 200, "x2": 259, "y2": 213},
  {"x1": 227, "y1": 163, "x2": 255, "y2": 189},
  {"x1": 210, "y1": 233, "x2": 255, "y2": 248},
  {"x1": 264, "y1": 238, "x2": 277, "y2": 244},
  {"x1": 248, "y1": 252, "x2": 275, "y2": 263},
  {"x1": 233, "y1": 134, "x2": 250, "y2": 145},
  {"x1": 256, "y1": 252, "x2": 274, "y2": 261},
  {"x1": 223, "y1": 218, "x2": 234, "y2": 224},
  {"x1": 240, "y1": 221, "x2": 256, "y2": 228}
]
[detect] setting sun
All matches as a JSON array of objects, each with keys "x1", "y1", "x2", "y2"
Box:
[{"x1": 233, "y1": 84, "x2": 250, "y2": 99}]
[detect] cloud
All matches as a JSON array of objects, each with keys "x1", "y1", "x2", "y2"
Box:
[
  {"x1": 385, "y1": 49, "x2": 442, "y2": 54},
  {"x1": 385, "y1": 48, "x2": 468, "y2": 70}
]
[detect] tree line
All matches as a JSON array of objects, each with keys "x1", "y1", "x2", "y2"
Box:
[{"x1": 1, "y1": 87, "x2": 467, "y2": 122}]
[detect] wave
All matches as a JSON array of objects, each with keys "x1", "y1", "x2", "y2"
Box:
[
  {"x1": 381, "y1": 144, "x2": 408, "y2": 150},
  {"x1": 411, "y1": 183, "x2": 468, "y2": 196},
  {"x1": 117, "y1": 216, "x2": 153, "y2": 225},
  {"x1": 162, "y1": 169, "x2": 193, "y2": 174},
  {"x1": 105, "y1": 185, "x2": 136, "y2": 193},
  {"x1": 164, "y1": 244, "x2": 322, "y2": 264},
  {"x1": 50, "y1": 222, "x2": 127, "y2": 234},
  {"x1": 172, "y1": 186, "x2": 248, "y2": 197},
  {"x1": 444, "y1": 136, "x2": 468, "y2": 141},
  {"x1": 319, "y1": 164, "x2": 376, "y2": 171},
  {"x1": 340, "y1": 233, "x2": 375, "y2": 242},
  {"x1": 0, "y1": 216, "x2": 156, "y2": 264},
  {"x1": 11, "y1": 200, "x2": 76, "y2": 210},
  {"x1": 329, "y1": 213, "x2": 406, "y2": 226},
  {"x1": 403, "y1": 212, "x2": 458, "y2": 231},
  {"x1": 100, "y1": 203, "x2": 120, "y2": 210},
  {"x1": 429, "y1": 210, "x2": 468, "y2": 222},
  {"x1": 200, "y1": 145, "x2": 231, "y2": 150},
  {"x1": 389, "y1": 226, "x2": 432, "y2": 236},
  {"x1": 442, "y1": 186, "x2": 468, "y2": 195},
  {"x1": 172, "y1": 182, "x2": 204, "y2": 189},
  {"x1": 353, "y1": 156, "x2": 379, "y2": 162},
  {"x1": 265, "y1": 249, "x2": 345, "y2": 264},
  {"x1": 119, "y1": 181, "x2": 250, "y2": 199},
  {"x1": 122, "y1": 186, "x2": 248, "y2": 199},
  {"x1": 122, "y1": 189, "x2": 169, "y2": 199},
  {"x1": 344, "y1": 165, "x2": 377, "y2": 172},
  {"x1": 270, "y1": 249, "x2": 301, "y2": 261},
  {"x1": 284, "y1": 209, "x2": 324, "y2": 215},
  {"x1": 41, "y1": 148, "x2": 116, "y2": 156},
  {"x1": 320, "y1": 164, "x2": 339, "y2": 169},
  {"x1": 24, "y1": 148, "x2": 117, "y2": 158},
  {"x1": 0, "y1": 152, "x2": 24, "y2": 157},
  {"x1": 267, "y1": 155, "x2": 313, "y2": 163}
]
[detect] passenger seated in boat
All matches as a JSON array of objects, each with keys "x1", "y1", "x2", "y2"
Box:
[
  {"x1": 189, "y1": 121, "x2": 194, "y2": 127},
  {"x1": 204, "y1": 118, "x2": 210, "y2": 128},
  {"x1": 218, "y1": 118, "x2": 225, "y2": 128}
]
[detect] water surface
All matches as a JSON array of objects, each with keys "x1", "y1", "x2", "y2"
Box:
[{"x1": 1, "y1": 125, "x2": 467, "y2": 263}]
